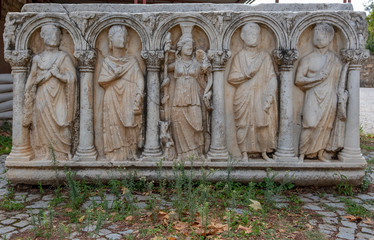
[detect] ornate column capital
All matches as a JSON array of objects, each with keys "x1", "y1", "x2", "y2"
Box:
[
  {"x1": 74, "y1": 50, "x2": 97, "y2": 71},
  {"x1": 340, "y1": 49, "x2": 370, "y2": 68},
  {"x1": 4, "y1": 50, "x2": 32, "y2": 70},
  {"x1": 273, "y1": 49, "x2": 299, "y2": 70},
  {"x1": 141, "y1": 50, "x2": 164, "y2": 71},
  {"x1": 207, "y1": 49, "x2": 231, "y2": 71}
]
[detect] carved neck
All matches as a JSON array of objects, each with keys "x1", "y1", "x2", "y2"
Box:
[
  {"x1": 181, "y1": 54, "x2": 192, "y2": 61},
  {"x1": 45, "y1": 45, "x2": 59, "y2": 52},
  {"x1": 112, "y1": 47, "x2": 127, "y2": 59},
  {"x1": 315, "y1": 47, "x2": 329, "y2": 55}
]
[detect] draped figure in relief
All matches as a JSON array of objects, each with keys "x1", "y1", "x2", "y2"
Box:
[
  {"x1": 98, "y1": 25, "x2": 144, "y2": 160},
  {"x1": 23, "y1": 24, "x2": 77, "y2": 160},
  {"x1": 296, "y1": 23, "x2": 347, "y2": 161},
  {"x1": 166, "y1": 24, "x2": 212, "y2": 160},
  {"x1": 228, "y1": 22, "x2": 278, "y2": 161}
]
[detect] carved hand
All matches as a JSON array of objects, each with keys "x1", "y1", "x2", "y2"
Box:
[
  {"x1": 35, "y1": 71, "x2": 52, "y2": 85},
  {"x1": 133, "y1": 93, "x2": 142, "y2": 115},
  {"x1": 203, "y1": 91, "x2": 213, "y2": 111},
  {"x1": 264, "y1": 96, "x2": 273, "y2": 113},
  {"x1": 161, "y1": 77, "x2": 170, "y2": 88}
]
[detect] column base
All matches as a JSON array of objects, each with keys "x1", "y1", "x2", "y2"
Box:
[
  {"x1": 274, "y1": 147, "x2": 298, "y2": 162},
  {"x1": 74, "y1": 146, "x2": 97, "y2": 161},
  {"x1": 142, "y1": 147, "x2": 163, "y2": 161},
  {"x1": 338, "y1": 147, "x2": 365, "y2": 162},
  {"x1": 6, "y1": 146, "x2": 34, "y2": 161},
  {"x1": 207, "y1": 148, "x2": 229, "y2": 162}
]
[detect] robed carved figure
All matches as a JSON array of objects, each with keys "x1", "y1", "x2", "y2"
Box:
[
  {"x1": 228, "y1": 22, "x2": 278, "y2": 161},
  {"x1": 23, "y1": 24, "x2": 77, "y2": 160},
  {"x1": 163, "y1": 24, "x2": 212, "y2": 160},
  {"x1": 296, "y1": 23, "x2": 348, "y2": 161},
  {"x1": 98, "y1": 25, "x2": 144, "y2": 161}
]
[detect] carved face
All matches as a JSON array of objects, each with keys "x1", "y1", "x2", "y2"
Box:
[
  {"x1": 181, "y1": 40, "x2": 193, "y2": 56},
  {"x1": 241, "y1": 26, "x2": 260, "y2": 47},
  {"x1": 313, "y1": 29, "x2": 333, "y2": 49},
  {"x1": 111, "y1": 30, "x2": 127, "y2": 49},
  {"x1": 41, "y1": 27, "x2": 61, "y2": 47}
]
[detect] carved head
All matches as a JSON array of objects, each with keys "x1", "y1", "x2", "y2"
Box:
[
  {"x1": 176, "y1": 34, "x2": 195, "y2": 57},
  {"x1": 241, "y1": 22, "x2": 261, "y2": 48},
  {"x1": 108, "y1": 25, "x2": 128, "y2": 50},
  {"x1": 40, "y1": 25, "x2": 61, "y2": 48},
  {"x1": 313, "y1": 23, "x2": 334, "y2": 49}
]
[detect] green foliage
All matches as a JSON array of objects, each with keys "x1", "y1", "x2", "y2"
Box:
[
  {"x1": 367, "y1": 0, "x2": 374, "y2": 52},
  {"x1": 0, "y1": 121, "x2": 12, "y2": 155},
  {"x1": 336, "y1": 174, "x2": 354, "y2": 196}
]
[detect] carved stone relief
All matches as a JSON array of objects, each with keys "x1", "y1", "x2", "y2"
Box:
[
  {"x1": 225, "y1": 22, "x2": 277, "y2": 160},
  {"x1": 295, "y1": 23, "x2": 347, "y2": 161},
  {"x1": 22, "y1": 24, "x2": 77, "y2": 160},
  {"x1": 94, "y1": 25, "x2": 145, "y2": 160},
  {"x1": 161, "y1": 24, "x2": 212, "y2": 160},
  {"x1": 3, "y1": 4, "x2": 368, "y2": 185}
]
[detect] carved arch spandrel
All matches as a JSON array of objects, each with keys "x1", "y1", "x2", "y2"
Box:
[
  {"x1": 85, "y1": 14, "x2": 151, "y2": 51},
  {"x1": 154, "y1": 15, "x2": 218, "y2": 50},
  {"x1": 222, "y1": 14, "x2": 288, "y2": 51},
  {"x1": 15, "y1": 14, "x2": 85, "y2": 52},
  {"x1": 93, "y1": 24, "x2": 146, "y2": 160},
  {"x1": 289, "y1": 13, "x2": 360, "y2": 50}
]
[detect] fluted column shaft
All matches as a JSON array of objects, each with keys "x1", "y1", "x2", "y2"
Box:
[
  {"x1": 141, "y1": 50, "x2": 164, "y2": 159},
  {"x1": 74, "y1": 50, "x2": 97, "y2": 160},
  {"x1": 5, "y1": 50, "x2": 34, "y2": 161},
  {"x1": 273, "y1": 49, "x2": 299, "y2": 162},
  {"x1": 207, "y1": 50, "x2": 231, "y2": 161}
]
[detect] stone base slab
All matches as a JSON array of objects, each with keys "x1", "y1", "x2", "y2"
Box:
[{"x1": 6, "y1": 159, "x2": 367, "y2": 186}]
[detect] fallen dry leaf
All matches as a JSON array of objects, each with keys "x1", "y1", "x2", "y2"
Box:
[
  {"x1": 121, "y1": 187, "x2": 129, "y2": 195},
  {"x1": 65, "y1": 208, "x2": 73, "y2": 213},
  {"x1": 343, "y1": 215, "x2": 362, "y2": 222},
  {"x1": 173, "y1": 221, "x2": 189, "y2": 231},
  {"x1": 237, "y1": 224, "x2": 252, "y2": 234},
  {"x1": 125, "y1": 215, "x2": 134, "y2": 221},
  {"x1": 249, "y1": 199, "x2": 262, "y2": 211},
  {"x1": 363, "y1": 218, "x2": 374, "y2": 225},
  {"x1": 78, "y1": 215, "x2": 85, "y2": 223},
  {"x1": 167, "y1": 237, "x2": 177, "y2": 240}
]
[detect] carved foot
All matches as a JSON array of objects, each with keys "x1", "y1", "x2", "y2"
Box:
[
  {"x1": 299, "y1": 154, "x2": 305, "y2": 162},
  {"x1": 261, "y1": 152, "x2": 271, "y2": 161},
  {"x1": 242, "y1": 152, "x2": 249, "y2": 162},
  {"x1": 318, "y1": 150, "x2": 329, "y2": 162}
]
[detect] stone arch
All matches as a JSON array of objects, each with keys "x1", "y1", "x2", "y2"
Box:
[
  {"x1": 15, "y1": 14, "x2": 84, "y2": 51},
  {"x1": 223, "y1": 14, "x2": 287, "y2": 50},
  {"x1": 85, "y1": 14, "x2": 150, "y2": 51},
  {"x1": 154, "y1": 15, "x2": 218, "y2": 50},
  {"x1": 290, "y1": 13, "x2": 358, "y2": 50}
]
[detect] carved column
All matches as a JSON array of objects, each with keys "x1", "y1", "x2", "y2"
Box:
[
  {"x1": 74, "y1": 50, "x2": 97, "y2": 160},
  {"x1": 339, "y1": 49, "x2": 369, "y2": 162},
  {"x1": 273, "y1": 49, "x2": 299, "y2": 162},
  {"x1": 206, "y1": 50, "x2": 231, "y2": 161},
  {"x1": 141, "y1": 50, "x2": 164, "y2": 159},
  {"x1": 5, "y1": 50, "x2": 34, "y2": 161}
]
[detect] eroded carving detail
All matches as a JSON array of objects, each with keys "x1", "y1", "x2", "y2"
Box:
[
  {"x1": 141, "y1": 50, "x2": 164, "y2": 69},
  {"x1": 22, "y1": 25, "x2": 77, "y2": 160},
  {"x1": 228, "y1": 23, "x2": 278, "y2": 161},
  {"x1": 74, "y1": 49, "x2": 97, "y2": 68},
  {"x1": 98, "y1": 25, "x2": 144, "y2": 161},
  {"x1": 4, "y1": 50, "x2": 32, "y2": 68},
  {"x1": 296, "y1": 23, "x2": 348, "y2": 161},
  {"x1": 208, "y1": 50, "x2": 231, "y2": 70},
  {"x1": 340, "y1": 48, "x2": 370, "y2": 65},
  {"x1": 273, "y1": 49, "x2": 299, "y2": 67}
]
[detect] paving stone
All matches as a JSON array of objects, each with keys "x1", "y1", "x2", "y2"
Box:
[
  {"x1": 337, "y1": 231, "x2": 355, "y2": 240},
  {"x1": 324, "y1": 202, "x2": 346, "y2": 209},
  {"x1": 303, "y1": 193, "x2": 321, "y2": 201},
  {"x1": 322, "y1": 217, "x2": 339, "y2": 225},
  {"x1": 135, "y1": 195, "x2": 150, "y2": 201},
  {"x1": 13, "y1": 220, "x2": 30, "y2": 228},
  {"x1": 19, "y1": 225, "x2": 33, "y2": 233},
  {"x1": 362, "y1": 227, "x2": 374, "y2": 235},
  {"x1": 350, "y1": 198, "x2": 363, "y2": 204},
  {"x1": 357, "y1": 194, "x2": 374, "y2": 201},
  {"x1": 98, "y1": 228, "x2": 112, "y2": 236},
  {"x1": 309, "y1": 219, "x2": 318, "y2": 226},
  {"x1": 105, "y1": 194, "x2": 116, "y2": 201},
  {"x1": 0, "y1": 226, "x2": 16, "y2": 234},
  {"x1": 42, "y1": 194, "x2": 54, "y2": 201},
  {"x1": 3, "y1": 230, "x2": 19, "y2": 239},
  {"x1": 135, "y1": 202, "x2": 147, "y2": 209},
  {"x1": 106, "y1": 233, "x2": 122, "y2": 240},
  {"x1": 339, "y1": 227, "x2": 355, "y2": 233},
  {"x1": 275, "y1": 203, "x2": 289, "y2": 209},
  {"x1": 319, "y1": 224, "x2": 336, "y2": 232},
  {"x1": 1, "y1": 219, "x2": 16, "y2": 225},
  {"x1": 13, "y1": 213, "x2": 29, "y2": 219},
  {"x1": 26, "y1": 194, "x2": 41, "y2": 202},
  {"x1": 82, "y1": 225, "x2": 95, "y2": 232},
  {"x1": 303, "y1": 204, "x2": 323, "y2": 211},
  {"x1": 26, "y1": 200, "x2": 48, "y2": 209},
  {"x1": 317, "y1": 211, "x2": 337, "y2": 217},
  {"x1": 336, "y1": 210, "x2": 347, "y2": 216},
  {"x1": 119, "y1": 229, "x2": 134, "y2": 235},
  {"x1": 362, "y1": 204, "x2": 374, "y2": 211},
  {"x1": 227, "y1": 207, "x2": 247, "y2": 214},
  {"x1": 299, "y1": 196, "x2": 313, "y2": 203},
  {"x1": 108, "y1": 224, "x2": 118, "y2": 230},
  {"x1": 356, "y1": 233, "x2": 374, "y2": 239},
  {"x1": 341, "y1": 220, "x2": 357, "y2": 229},
  {"x1": 319, "y1": 229, "x2": 333, "y2": 236},
  {"x1": 273, "y1": 196, "x2": 289, "y2": 203},
  {"x1": 68, "y1": 231, "x2": 79, "y2": 239},
  {"x1": 14, "y1": 192, "x2": 28, "y2": 201}
]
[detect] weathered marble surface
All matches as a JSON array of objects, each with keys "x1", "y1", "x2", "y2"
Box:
[{"x1": 3, "y1": 3, "x2": 369, "y2": 185}]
